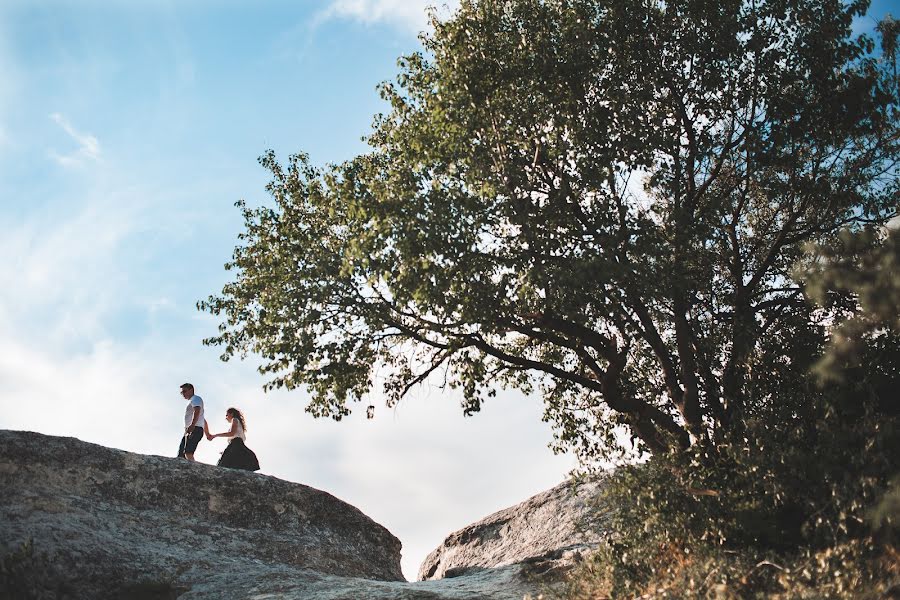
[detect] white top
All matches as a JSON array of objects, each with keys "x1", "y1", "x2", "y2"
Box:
[
  {"x1": 184, "y1": 395, "x2": 205, "y2": 429},
  {"x1": 227, "y1": 418, "x2": 246, "y2": 442}
]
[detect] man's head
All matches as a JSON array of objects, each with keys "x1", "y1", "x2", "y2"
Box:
[{"x1": 180, "y1": 383, "x2": 194, "y2": 399}]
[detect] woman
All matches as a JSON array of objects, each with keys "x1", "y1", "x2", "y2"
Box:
[{"x1": 205, "y1": 407, "x2": 260, "y2": 471}]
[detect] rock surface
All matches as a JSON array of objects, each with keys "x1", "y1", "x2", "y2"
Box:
[
  {"x1": 419, "y1": 480, "x2": 605, "y2": 582},
  {"x1": 0, "y1": 430, "x2": 603, "y2": 599},
  {"x1": 0, "y1": 429, "x2": 404, "y2": 595}
]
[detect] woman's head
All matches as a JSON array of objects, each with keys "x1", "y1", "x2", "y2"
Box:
[{"x1": 225, "y1": 407, "x2": 246, "y2": 431}]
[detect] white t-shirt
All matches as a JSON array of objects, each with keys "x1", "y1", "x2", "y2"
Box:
[
  {"x1": 184, "y1": 395, "x2": 205, "y2": 429},
  {"x1": 227, "y1": 418, "x2": 246, "y2": 442}
]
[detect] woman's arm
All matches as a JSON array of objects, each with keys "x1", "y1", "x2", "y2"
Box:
[{"x1": 208, "y1": 421, "x2": 239, "y2": 439}]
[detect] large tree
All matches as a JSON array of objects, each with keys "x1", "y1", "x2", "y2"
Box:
[{"x1": 201, "y1": 0, "x2": 899, "y2": 462}]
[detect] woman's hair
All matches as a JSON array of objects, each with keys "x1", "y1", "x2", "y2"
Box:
[{"x1": 226, "y1": 407, "x2": 247, "y2": 432}]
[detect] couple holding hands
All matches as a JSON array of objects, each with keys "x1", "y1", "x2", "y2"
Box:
[{"x1": 178, "y1": 382, "x2": 260, "y2": 471}]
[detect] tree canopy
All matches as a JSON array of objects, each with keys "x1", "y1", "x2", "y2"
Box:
[
  {"x1": 800, "y1": 224, "x2": 900, "y2": 377},
  {"x1": 201, "y1": 0, "x2": 899, "y2": 463}
]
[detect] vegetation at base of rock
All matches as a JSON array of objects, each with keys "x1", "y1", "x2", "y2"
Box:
[
  {"x1": 559, "y1": 536, "x2": 897, "y2": 599},
  {"x1": 557, "y1": 413, "x2": 899, "y2": 597}
]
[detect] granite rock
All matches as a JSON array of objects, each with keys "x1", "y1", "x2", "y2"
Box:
[
  {"x1": 418, "y1": 479, "x2": 606, "y2": 582},
  {"x1": 0, "y1": 429, "x2": 600, "y2": 600}
]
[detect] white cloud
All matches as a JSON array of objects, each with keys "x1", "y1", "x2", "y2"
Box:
[
  {"x1": 0, "y1": 197, "x2": 140, "y2": 346},
  {"x1": 49, "y1": 112, "x2": 102, "y2": 167},
  {"x1": 319, "y1": 0, "x2": 458, "y2": 33}
]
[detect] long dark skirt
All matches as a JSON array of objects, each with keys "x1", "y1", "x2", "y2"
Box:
[{"x1": 217, "y1": 438, "x2": 260, "y2": 471}]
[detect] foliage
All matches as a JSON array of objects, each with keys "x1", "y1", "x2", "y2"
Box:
[
  {"x1": 797, "y1": 219, "x2": 900, "y2": 567},
  {"x1": 200, "y1": 0, "x2": 899, "y2": 462},
  {"x1": 201, "y1": 2, "x2": 900, "y2": 593},
  {"x1": 560, "y1": 536, "x2": 897, "y2": 599},
  {"x1": 557, "y1": 363, "x2": 899, "y2": 598},
  {"x1": 798, "y1": 225, "x2": 900, "y2": 381},
  {"x1": 877, "y1": 13, "x2": 899, "y2": 97},
  {"x1": 556, "y1": 171, "x2": 900, "y2": 598},
  {"x1": 201, "y1": 2, "x2": 900, "y2": 594}
]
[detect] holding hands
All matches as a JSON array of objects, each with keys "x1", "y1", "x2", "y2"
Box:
[{"x1": 205, "y1": 409, "x2": 241, "y2": 442}]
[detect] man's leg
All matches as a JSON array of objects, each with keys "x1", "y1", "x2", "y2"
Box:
[
  {"x1": 184, "y1": 426, "x2": 203, "y2": 462},
  {"x1": 177, "y1": 434, "x2": 188, "y2": 459}
]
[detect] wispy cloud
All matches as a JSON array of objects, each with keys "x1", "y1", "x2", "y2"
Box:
[
  {"x1": 49, "y1": 112, "x2": 102, "y2": 167},
  {"x1": 318, "y1": 0, "x2": 458, "y2": 34},
  {"x1": 0, "y1": 197, "x2": 136, "y2": 343}
]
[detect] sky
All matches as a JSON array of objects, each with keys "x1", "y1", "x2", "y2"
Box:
[
  {"x1": 1, "y1": 0, "x2": 895, "y2": 583},
  {"x1": 0, "y1": 0, "x2": 576, "y2": 582}
]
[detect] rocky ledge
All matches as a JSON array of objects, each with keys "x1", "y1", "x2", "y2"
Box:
[
  {"x1": 419, "y1": 480, "x2": 604, "y2": 582},
  {"x1": 0, "y1": 430, "x2": 604, "y2": 599}
]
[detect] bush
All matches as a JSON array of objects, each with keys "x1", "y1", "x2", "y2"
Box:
[{"x1": 558, "y1": 342, "x2": 900, "y2": 598}]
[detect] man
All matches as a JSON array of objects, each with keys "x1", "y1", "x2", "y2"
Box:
[{"x1": 177, "y1": 383, "x2": 205, "y2": 461}]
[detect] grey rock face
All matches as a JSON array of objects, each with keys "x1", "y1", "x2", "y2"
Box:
[
  {"x1": 0, "y1": 429, "x2": 406, "y2": 597},
  {"x1": 418, "y1": 480, "x2": 605, "y2": 582},
  {"x1": 0, "y1": 429, "x2": 596, "y2": 600}
]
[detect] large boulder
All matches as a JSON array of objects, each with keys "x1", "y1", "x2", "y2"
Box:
[
  {"x1": 0, "y1": 429, "x2": 597, "y2": 600},
  {"x1": 418, "y1": 480, "x2": 605, "y2": 582},
  {"x1": 0, "y1": 429, "x2": 406, "y2": 598}
]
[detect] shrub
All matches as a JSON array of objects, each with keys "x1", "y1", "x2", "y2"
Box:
[{"x1": 559, "y1": 340, "x2": 900, "y2": 598}]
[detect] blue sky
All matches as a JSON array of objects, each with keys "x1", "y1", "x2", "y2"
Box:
[
  {"x1": 1, "y1": 0, "x2": 896, "y2": 582},
  {"x1": 0, "y1": 0, "x2": 576, "y2": 581}
]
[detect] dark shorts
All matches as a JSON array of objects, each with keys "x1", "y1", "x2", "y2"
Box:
[{"x1": 177, "y1": 426, "x2": 204, "y2": 457}]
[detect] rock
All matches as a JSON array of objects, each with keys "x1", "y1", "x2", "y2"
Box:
[
  {"x1": 0, "y1": 429, "x2": 597, "y2": 600},
  {"x1": 0, "y1": 430, "x2": 405, "y2": 598},
  {"x1": 418, "y1": 479, "x2": 605, "y2": 582}
]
